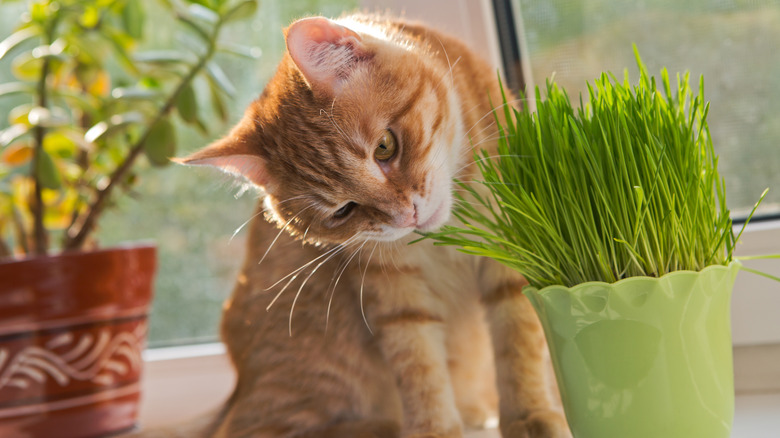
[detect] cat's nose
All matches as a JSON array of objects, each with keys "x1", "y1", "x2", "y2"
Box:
[{"x1": 394, "y1": 205, "x2": 417, "y2": 228}]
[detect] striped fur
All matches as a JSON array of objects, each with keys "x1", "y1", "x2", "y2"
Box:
[{"x1": 156, "y1": 14, "x2": 570, "y2": 438}]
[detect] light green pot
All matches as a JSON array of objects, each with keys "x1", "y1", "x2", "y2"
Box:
[{"x1": 524, "y1": 262, "x2": 741, "y2": 438}]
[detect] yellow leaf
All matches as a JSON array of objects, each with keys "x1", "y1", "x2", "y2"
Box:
[
  {"x1": 9, "y1": 104, "x2": 33, "y2": 126},
  {"x1": 88, "y1": 70, "x2": 110, "y2": 97},
  {"x1": 2, "y1": 143, "x2": 33, "y2": 165}
]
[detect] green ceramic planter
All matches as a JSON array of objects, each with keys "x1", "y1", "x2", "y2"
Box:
[{"x1": 524, "y1": 262, "x2": 741, "y2": 438}]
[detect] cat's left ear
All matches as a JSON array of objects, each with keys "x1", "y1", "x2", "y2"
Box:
[
  {"x1": 285, "y1": 17, "x2": 368, "y2": 95},
  {"x1": 174, "y1": 122, "x2": 270, "y2": 190}
]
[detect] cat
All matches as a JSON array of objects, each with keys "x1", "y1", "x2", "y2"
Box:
[{"x1": 156, "y1": 13, "x2": 569, "y2": 438}]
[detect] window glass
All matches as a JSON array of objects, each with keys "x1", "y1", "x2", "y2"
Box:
[
  {"x1": 0, "y1": 0, "x2": 357, "y2": 347},
  {"x1": 514, "y1": 0, "x2": 780, "y2": 218}
]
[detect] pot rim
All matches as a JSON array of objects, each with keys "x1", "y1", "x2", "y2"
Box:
[
  {"x1": 524, "y1": 260, "x2": 742, "y2": 295},
  {"x1": 0, "y1": 240, "x2": 156, "y2": 265}
]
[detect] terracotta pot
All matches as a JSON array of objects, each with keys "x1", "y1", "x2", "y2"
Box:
[{"x1": 0, "y1": 244, "x2": 156, "y2": 438}]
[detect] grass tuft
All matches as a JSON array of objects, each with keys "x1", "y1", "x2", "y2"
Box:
[{"x1": 426, "y1": 49, "x2": 767, "y2": 289}]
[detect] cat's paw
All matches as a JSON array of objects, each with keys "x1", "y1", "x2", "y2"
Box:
[
  {"x1": 501, "y1": 410, "x2": 571, "y2": 438},
  {"x1": 459, "y1": 402, "x2": 498, "y2": 430}
]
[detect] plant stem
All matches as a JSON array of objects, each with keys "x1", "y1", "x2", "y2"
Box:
[
  {"x1": 63, "y1": 19, "x2": 222, "y2": 251},
  {"x1": 0, "y1": 236, "x2": 11, "y2": 258},
  {"x1": 12, "y1": 206, "x2": 29, "y2": 255},
  {"x1": 30, "y1": 52, "x2": 52, "y2": 256}
]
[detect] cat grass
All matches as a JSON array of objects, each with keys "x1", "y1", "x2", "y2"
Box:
[{"x1": 426, "y1": 50, "x2": 768, "y2": 289}]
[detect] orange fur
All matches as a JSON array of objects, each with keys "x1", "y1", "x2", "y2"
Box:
[{"x1": 141, "y1": 14, "x2": 570, "y2": 438}]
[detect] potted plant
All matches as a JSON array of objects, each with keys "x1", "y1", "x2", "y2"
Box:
[
  {"x1": 427, "y1": 52, "x2": 777, "y2": 438},
  {"x1": 0, "y1": 0, "x2": 255, "y2": 436}
]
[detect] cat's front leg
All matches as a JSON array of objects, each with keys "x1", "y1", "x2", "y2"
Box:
[
  {"x1": 479, "y1": 262, "x2": 571, "y2": 438},
  {"x1": 364, "y1": 269, "x2": 463, "y2": 438}
]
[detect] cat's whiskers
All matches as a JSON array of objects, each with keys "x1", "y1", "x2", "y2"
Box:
[
  {"x1": 230, "y1": 209, "x2": 266, "y2": 244},
  {"x1": 452, "y1": 146, "x2": 502, "y2": 178},
  {"x1": 325, "y1": 238, "x2": 367, "y2": 332},
  {"x1": 432, "y1": 35, "x2": 458, "y2": 92},
  {"x1": 265, "y1": 237, "x2": 358, "y2": 308},
  {"x1": 451, "y1": 194, "x2": 488, "y2": 208},
  {"x1": 463, "y1": 121, "x2": 498, "y2": 153},
  {"x1": 322, "y1": 105, "x2": 350, "y2": 144},
  {"x1": 289, "y1": 233, "x2": 361, "y2": 336},
  {"x1": 231, "y1": 194, "x2": 315, "y2": 245},
  {"x1": 458, "y1": 97, "x2": 528, "y2": 145},
  {"x1": 377, "y1": 243, "x2": 393, "y2": 279},
  {"x1": 359, "y1": 241, "x2": 379, "y2": 335},
  {"x1": 257, "y1": 203, "x2": 317, "y2": 267},
  {"x1": 452, "y1": 149, "x2": 521, "y2": 180}
]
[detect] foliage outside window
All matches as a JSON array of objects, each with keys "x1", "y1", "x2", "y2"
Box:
[{"x1": 515, "y1": 0, "x2": 780, "y2": 218}]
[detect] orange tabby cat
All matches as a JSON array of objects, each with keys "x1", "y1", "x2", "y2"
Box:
[{"x1": 155, "y1": 14, "x2": 568, "y2": 438}]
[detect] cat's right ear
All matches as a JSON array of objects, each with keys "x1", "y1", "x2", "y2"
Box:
[
  {"x1": 285, "y1": 17, "x2": 368, "y2": 95},
  {"x1": 174, "y1": 135, "x2": 270, "y2": 190}
]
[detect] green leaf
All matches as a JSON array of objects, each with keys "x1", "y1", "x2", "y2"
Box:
[
  {"x1": 134, "y1": 50, "x2": 195, "y2": 65},
  {"x1": 51, "y1": 89, "x2": 98, "y2": 114},
  {"x1": 218, "y1": 42, "x2": 262, "y2": 59},
  {"x1": 187, "y1": 3, "x2": 219, "y2": 24},
  {"x1": 222, "y1": 0, "x2": 257, "y2": 23},
  {"x1": 84, "y1": 112, "x2": 145, "y2": 143},
  {"x1": 121, "y1": 0, "x2": 146, "y2": 39},
  {"x1": 30, "y1": 2, "x2": 49, "y2": 23},
  {"x1": 80, "y1": 5, "x2": 101, "y2": 28},
  {"x1": 209, "y1": 79, "x2": 228, "y2": 122},
  {"x1": 31, "y1": 40, "x2": 66, "y2": 59},
  {"x1": 176, "y1": 83, "x2": 198, "y2": 123},
  {"x1": 206, "y1": 61, "x2": 236, "y2": 97},
  {"x1": 9, "y1": 103, "x2": 33, "y2": 125},
  {"x1": 193, "y1": 117, "x2": 209, "y2": 135},
  {"x1": 0, "y1": 124, "x2": 30, "y2": 147},
  {"x1": 37, "y1": 148, "x2": 61, "y2": 190},
  {"x1": 144, "y1": 119, "x2": 176, "y2": 166},
  {"x1": 111, "y1": 87, "x2": 159, "y2": 100},
  {"x1": 11, "y1": 50, "x2": 42, "y2": 80},
  {"x1": 43, "y1": 131, "x2": 78, "y2": 158},
  {"x1": 27, "y1": 106, "x2": 69, "y2": 128},
  {"x1": 0, "y1": 28, "x2": 38, "y2": 61},
  {"x1": 177, "y1": 13, "x2": 211, "y2": 42},
  {"x1": 0, "y1": 82, "x2": 34, "y2": 99},
  {"x1": 102, "y1": 26, "x2": 139, "y2": 75}
]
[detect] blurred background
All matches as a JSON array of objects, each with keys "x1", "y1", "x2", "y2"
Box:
[{"x1": 1, "y1": 0, "x2": 777, "y2": 347}]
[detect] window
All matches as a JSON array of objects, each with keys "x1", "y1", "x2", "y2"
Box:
[{"x1": 504, "y1": 0, "x2": 780, "y2": 219}]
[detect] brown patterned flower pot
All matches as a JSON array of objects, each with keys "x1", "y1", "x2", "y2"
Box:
[{"x1": 0, "y1": 244, "x2": 156, "y2": 438}]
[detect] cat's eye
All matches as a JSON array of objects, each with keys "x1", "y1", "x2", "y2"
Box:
[
  {"x1": 374, "y1": 129, "x2": 397, "y2": 161},
  {"x1": 333, "y1": 201, "x2": 357, "y2": 220}
]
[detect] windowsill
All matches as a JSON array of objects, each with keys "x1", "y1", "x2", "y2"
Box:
[{"x1": 138, "y1": 346, "x2": 234, "y2": 430}]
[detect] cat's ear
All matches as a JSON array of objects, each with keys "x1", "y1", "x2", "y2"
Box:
[
  {"x1": 175, "y1": 134, "x2": 269, "y2": 189},
  {"x1": 285, "y1": 17, "x2": 368, "y2": 94}
]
